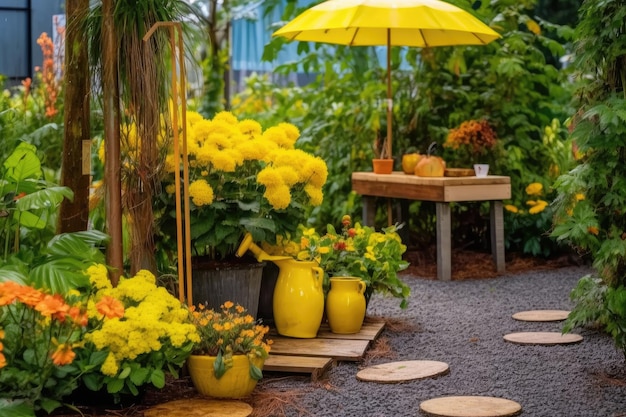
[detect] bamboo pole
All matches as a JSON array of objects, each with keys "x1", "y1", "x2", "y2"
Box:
[{"x1": 143, "y1": 22, "x2": 191, "y2": 304}]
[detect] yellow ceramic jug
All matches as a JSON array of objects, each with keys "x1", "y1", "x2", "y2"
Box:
[
  {"x1": 326, "y1": 277, "x2": 367, "y2": 334},
  {"x1": 237, "y1": 233, "x2": 325, "y2": 338}
]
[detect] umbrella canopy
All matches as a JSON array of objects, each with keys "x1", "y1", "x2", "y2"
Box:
[{"x1": 273, "y1": 0, "x2": 501, "y2": 158}]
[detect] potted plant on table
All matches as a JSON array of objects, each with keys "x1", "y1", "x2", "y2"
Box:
[
  {"x1": 156, "y1": 111, "x2": 328, "y2": 315},
  {"x1": 442, "y1": 119, "x2": 500, "y2": 172},
  {"x1": 187, "y1": 301, "x2": 272, "y2": 398},
  {"x1": 372, "y1": 132, "x2": 393, "y2": 174}
]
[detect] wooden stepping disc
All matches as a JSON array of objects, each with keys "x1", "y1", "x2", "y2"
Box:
[
  {"x1": 503, "y1": 331, "x2": 582, "y2": 345},
  {"x1": 144, "y1": 398, "x2": 252, "y2": 417},
  {"x1": 356, "y1": 360, "x2": 449, "y2": 383},
  {"x1": 512, "y1": 310, "x2": 570, "y2": 322},
  {"x1": 420, "y1": 396, "x2": 522, "y2": 417}
]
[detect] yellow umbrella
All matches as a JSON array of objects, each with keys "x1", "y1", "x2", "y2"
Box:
[{"x1": 273, "y1": 0, "x2": 501, "y2": 159}]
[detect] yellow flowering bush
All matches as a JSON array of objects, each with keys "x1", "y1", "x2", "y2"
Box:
[
  {"x1": 503, "y1": 182, "x2": 559, "y2": 257},
  {"x1": 189, "y1": 301, "x2": 271, "y2": 380},
  {"x1": 263, "y1": 215, "x2": 410, "y2": 308},
  {"x1": 159, "y1": 111, "x2": 328, "y2": 260},
  {"x1": 76, "y1": 264, "x2": 199, "y2": 397}
]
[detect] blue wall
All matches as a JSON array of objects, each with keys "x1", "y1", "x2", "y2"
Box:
[{"x1": 0, "y1": 0, "x2": 64, "y2": 80}]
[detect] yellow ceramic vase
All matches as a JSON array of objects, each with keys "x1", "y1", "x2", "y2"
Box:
[
  {"x1": 326, "y1": 277, "x2": 367, "y2": 334},
  {"x1": 272, "y1": 259, "x2": 325, "y2": 338},
  {"x1": 187, "y1": 354, "x2": 264, "y2": 399}
]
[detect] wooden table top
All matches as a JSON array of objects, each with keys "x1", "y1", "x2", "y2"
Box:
[{"x1": 351, "y1": 171, "x2": 511, "y2": 202}]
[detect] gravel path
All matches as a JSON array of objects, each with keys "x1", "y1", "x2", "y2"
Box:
[{"x1": 261, "y1": 266, "x2": 626, "y2": 417}]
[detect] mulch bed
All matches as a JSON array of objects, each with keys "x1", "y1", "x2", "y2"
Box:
[{"x1": 403, "y1": 246, "x2": 583, "y2": 280}]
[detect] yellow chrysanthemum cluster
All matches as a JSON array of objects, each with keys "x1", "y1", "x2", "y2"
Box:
[
  {"x1": 165, "y1": 111, "x2": 327, "y2": 211},
  {"x1": 85, "y1": 264, "x2": 199, "y2": 377}
]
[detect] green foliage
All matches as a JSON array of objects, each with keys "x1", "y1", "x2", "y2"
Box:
[
  {"x1": 0, "y1": 143, "x2": 74, "y2": 261},
  {"x1": 252, "y1": 0, "x2": 575, "y2": 255},
  {"x1": 551, "y1": 0, "x2": 626, "y2": 354}
]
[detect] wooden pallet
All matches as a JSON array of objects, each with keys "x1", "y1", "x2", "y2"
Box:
[{"x1": 264, "y1": 318, "x2": 385, "y2": 381}]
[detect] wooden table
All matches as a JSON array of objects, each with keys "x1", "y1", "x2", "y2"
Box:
[{"x1": 351, "y1": 172, "x2": 511, "y2": 281}]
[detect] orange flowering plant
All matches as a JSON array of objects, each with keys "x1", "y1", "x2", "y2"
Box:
[
  {"x1": 443, "y1": 119, "x2": 500, "y2": 167},
  {"x1": 188, "y1": 301, "x2": 271, "y2": 380},
  {"x1": 0, "y1": 279, "x2": 123, "y2": 415}
]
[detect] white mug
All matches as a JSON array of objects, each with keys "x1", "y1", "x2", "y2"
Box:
[{"x1": 474, "y1": 164, "x2": 489, "y2": 177}]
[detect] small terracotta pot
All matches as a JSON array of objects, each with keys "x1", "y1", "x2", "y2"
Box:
[{"x1": 372, "y1": 159, "x2": 394, "y2": 174}]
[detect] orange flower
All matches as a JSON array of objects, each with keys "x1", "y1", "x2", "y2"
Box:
[
  {"x1": 0, "y1": 281, "x2": 20, "y2": 306},
  {"x1": 35, "y1": 294, "x2": 70, "y2": 320},
  {"x1": 51, "y1": 343, "x2": 76, "y2": 366},
  {"x1": 15, "y1": 285, "x2": 45, "y2": 307},
  {"x1": 0, "y1": 352, "x2": 6, "y2": 369},
  {"x1": 588, "y1": 226, "x2": 599, "y2": 235},
  {"x1": 67, "y1": 306, "x2": 89, "y2": 327},
  {"x1": 95, "y1": 296, "x2": 125, "y2": 319}
]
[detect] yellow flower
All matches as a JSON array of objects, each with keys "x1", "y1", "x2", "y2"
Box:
[
  {"x1": 504, "y1": 204, "x2": 519, "y2": 213},
  {"x1": 575, "y1": 193, "x2": 585, "y2": 201},
  {"x1": 257, "y1": 167, "x2": 284, "y2": 188},
  {"x1": 264, "y1": 185, "x2": 291, "y2": 209},
  {"x1": 529, "y1": 200, "x2": 548, "y2": 214},
  {"x1": 525, "y1": 182, "x2": 543, "y2": 196},
  {"x1": 189, "y1": 179, "x2": 214, "y2": 206}
]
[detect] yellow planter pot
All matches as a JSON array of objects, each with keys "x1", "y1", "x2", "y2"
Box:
[
  {"x1": 187, "y1": 354, "x2": 264, "y2": 399},
  {"x1": 326, "y1": 277, "x2": 367, "y2": 334}
]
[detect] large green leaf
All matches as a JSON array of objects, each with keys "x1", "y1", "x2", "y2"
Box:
[
  {"x1": 46, "y1": 230, "x2": 109, "y2": 259},
  {"x1": 30, "y1": 258, "x2": 92, "y2": 294},
  {"x1": 15, "y1": 186, "x2": 74, "y2": 211},
  {"x1": 0, "y1": 399, "x2": 35, "y2": 417},
  {"x1": 3, "y1": 142, "x2": 42, "y2": 182}
]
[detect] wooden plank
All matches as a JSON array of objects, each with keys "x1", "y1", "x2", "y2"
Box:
[
  {"x1": 270, "y1": 338, "x2": 370, "y2": 361},
  {"x1": 443, "y1": 184, "x2": 511, "y2": 201},
  {"x1": 264, "y1": 355, "x2": 334, "y2": 381},
  {"x1": 317, "y1": 319, "x2": 385, "y2": 340}
]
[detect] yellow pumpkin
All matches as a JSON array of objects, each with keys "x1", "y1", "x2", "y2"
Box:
[
  {"x1": 414, "y1": 142, "x2": 446, "y2": 177},
  {"x1": 401, "y1": 153, "x2": 422, "y2": 174}
]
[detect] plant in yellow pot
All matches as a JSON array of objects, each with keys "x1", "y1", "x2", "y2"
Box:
[{"x1": 187, "y1": 301, "x2": 272, "y2": 398}]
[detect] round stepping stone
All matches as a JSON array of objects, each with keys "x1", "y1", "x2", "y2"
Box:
[
  {"x1": 503, "y1": 331, "x2": 582, "y2": 345},
  {"x1": 512, "y1": 310, "x2": 570, "y2": 322},
  {"x1": 420, "y1": 396, "x2": 522, "y2": 417},
  {"x1": 356, "y1": 360, "x2": 449, "y2": 383},
  {"x1": 144, "y1": 398, "x2": 253, "y2": 417}
]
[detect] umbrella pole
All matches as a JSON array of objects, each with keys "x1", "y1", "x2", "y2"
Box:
[
  {"x1": 386, "y1": 31, "x2": 393, "y2": 227},
  {"x1": 386, "y1": 30, "x2": 392, "y2": 160}
]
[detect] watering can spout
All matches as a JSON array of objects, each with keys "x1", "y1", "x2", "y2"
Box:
[{"x1": 236, "y1": 232, "x2": 291, "y2": 263}]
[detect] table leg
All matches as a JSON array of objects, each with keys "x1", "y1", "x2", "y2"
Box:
[
  {"x1": 362, "y1": 196, "x2": 376, "y2": 226},
  {"x1": 490, "y1": 201, "x2": 506, "y2": 273},
  {"x1": 435, "y1": 202, "x2": 451, "y2": 281}
]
